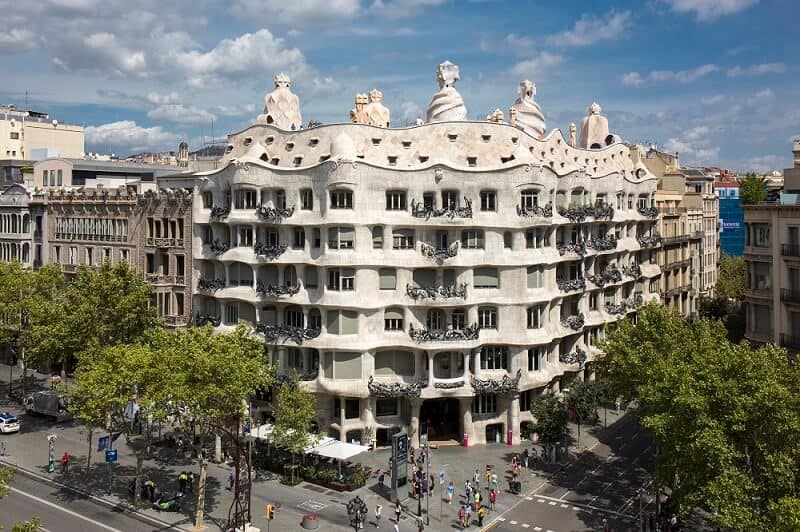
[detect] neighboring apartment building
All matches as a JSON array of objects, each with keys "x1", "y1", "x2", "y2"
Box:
[
  {"x1": 0, "y1": 183, "x2": 37, "y2": 268},
  {"x1": 0, "y1": 105, "x2": 84, "y2": 160},
  {"x1": 717, "y1": 178, "x2": 744, "y2": 256},
  {"x1": 192, "y1": 65, "x2": 663, "y2": 447},
  {"x1": 743, "y1": 141, "x2": 800, "y2": 352},
  {"x1": 33, "y1": 158, "x2": 178, "y2": 188}
]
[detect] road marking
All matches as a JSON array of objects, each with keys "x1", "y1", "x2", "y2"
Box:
[
  {"x1": 533, "y1": 527, "x2": 542, "y2": 531},
  {"x1": 510, "y1": 521, "x2": 518, "y2": 525},
  {"x1": 532, "y1": 494, "x2": 634, "y2": 519},
  {"x1": 548, "y1": 501, "x2": 557, "y2": 505},
  {"x1": 525, "y1": 496, "x2": 533, "y2": 500},
  {"x1": 572, "y1": 507, "x2": 580, "y2": 511},
  {"x1": 560, "y1": 504, "x2": 568, "y2": 508},
  {"x1": 559, "y1": 490, "x2": 570, "y2": 500},
  {"x1": 299, "y1": 500, "x2": 327, "y2": 511},
  {"x1": 522, "y1": 524, "x2": 530, "y2": 528},
  {"x1": 537, "y1": 499, "x2": 545, "y2": 503},
  {"x1": 497, "y1": 517, "x2": 506, "y2": 521},
  {"x1": 8, "y1": 486, "x2": 121, "y2": 531}
]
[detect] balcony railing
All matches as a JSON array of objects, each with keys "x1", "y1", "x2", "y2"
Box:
[
  {"x1": 198, "y1": 278, "x2": 226, "y2": 291},
  {"x1": 164, "y1": 315, "x2": 190, "y2": 327},
  {"x1": 586, "y1": 235, "x2": 617, "y2": 251},
  {"x1": 745, "y1": 287, "x2": 772, "y2": 299},
  {"x1": 662, "y1": 232, "x2": 702, "y2": 246},
  {"x1": 145, "y1": 273, "x2": 184, "y2": 285},
  {"x1": 782, "y1": 244, "x2": 800, "y2": 257},
  {"x1": 557, "y1": 203, "x2": 614, "y2": 223},
  {"x1": 145, "y1": 237, "x2": 184, "y2": 248},
  {"x1": 406, "y1": 283, "x2": 467, "y2": 300},
  {"x1": 516, "y1": 202, "x2": 553, "y2": 218},
  {"x1": 559, "y1": 348, "x2": 587, "y2": 366},
  {"x1": 557, "y1": 242, "x2": 586, "y2": 257},
  {"x1": 410, "y1": 198, "x2": 473, "y2": 220},
  {"x1": 255, "y1": 323, "x2": 321, "y2": 344},
  {"x1": 253, "y1": 242, "x2": 288, "y2": 259},
  {"x1": 664, "y1": 258, "x2": 692, "y2": 271},
  {"x1": 746, "y1": 329, "x2": 773, "y2": 343},
  {"x1": 622, "y1": 263, "x2": 642, "y2": 279},
  {"x1": 209, "y1": 239, "x2": 230, "y2": 255},
  {"x1": 276, "y1": 368, "x2": 319, "y2": 383},
  {"x1": 193, "y1": 313, "x2": 221, "y2": 327},
  {"x1": 664, "y1": 285, "x2": 692, "y2": 298},
  {"x1": 408, "y1": 324, "x2": 480, "y2": 343},
  {"x1": 658, "y1": 207, "x2": 686, "y2": 216},
  {"x1": 256, "y1": 282, "x2": 301, "y2": 298},
  {"x1": 587, "y1": 265, "x2": 622, "y2": 288},
  {"x1": 780, "y1": 289, "x2": 800, "y2": 304},
  {"x1": 637, "y1": 235, "x2": 663, "y2": 248},
  {"x1": 210, "y1": 205, "x2": 230, "y2": 219},
  {"x1": 780, "y1": 334, "x2": 800, "y2": 350},
  {"x1": 638, "y1": 206, "x2": 659, "y2": 218},
  {"x1": 560, "y1": 313, "x2": 585, "y2": 331},
  {"x1": 557, "y1": 277, "x2": 586, "y2": 292},
  {"x1": 255, "y1": 204, "x2": 295, "y2": 223},
  {"x1": 420, "y1": 241, "x2": 459, "y2": 262}
]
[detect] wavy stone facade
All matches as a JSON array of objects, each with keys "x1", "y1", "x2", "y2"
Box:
[{"x1": 193, "y1": 119, "x2": 661, "y2": 447}]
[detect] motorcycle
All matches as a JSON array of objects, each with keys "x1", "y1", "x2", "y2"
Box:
[{"x1": 153, "y1": 493, "x2": 183, "y2": 512}]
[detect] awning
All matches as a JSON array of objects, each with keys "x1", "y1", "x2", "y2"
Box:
[{"x1": 307, "y1": 439, "x2": 369, "y2": 461}]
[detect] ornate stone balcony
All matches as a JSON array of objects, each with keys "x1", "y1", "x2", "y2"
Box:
[
  {"x1": 410, "y1": 198, "x2": 473, "y2": 220},
  {"x1": 209, "y1": 239, "x2": 230, "y2": 255},
  {"x1": 557, "y1": 242, "x2": 587, "y2": 257},
  {"x1": 253, "y1": 242, "x2": 288, "y2": 259},
  {"x1": 559, "y1": 348, "x2": 587, "y2": 366},
  {"x1": 408, "y1": 324, "x2": 480, "y2": 343},
  {"x1": 470, "y1": 369, "x2": 522, "y2": 395},
  {"x1": 637, "y1": 235, "x2": 663, "y2": 248},
  {"x1": 622, "y1": 263, "x2": 643, "y2": 279},
  {"x1": 557, "y1": 277, "x2": 586, "y2": 292},
  {"x1": 587, "y1": 265, "x2": 622, "y2": 288},
  {"x1": 256, "y1": 282, "x2": 301, "y2": 297},
  {"x1": 198, "y1": 278, "x2": 226, "y2": 291},
  {"x1": 406, "y1": 283, "x2": 467, "y2": 301},
  {"x1": 255, "y1": 323, "x2": 321, "y2": 344},
  {"x1": 638, "y1": 206, "x2": 659, "y2": 218},
  {"x1": 255, "y1": 204, "x2": 295, "y2": 223},
  {"x1": 560, "y1": 313, "x2": 585, "y2": 331},
  {"x1": 557, "y1": 203, "x2": 614, "y2": 223},
  {"x1": 210, "y1": 206, "x2": 230, "y2": 219},
  {"x1": 625, "y1": 294, "x2": 645, "y2": 308},
  {"x1": 605, "y1": 302, "x2": 627, "y2": 315},
  {"x1": 420, "y1": 241, "x2": 459, "y2": 261},
  {"x1": 367, "y1": 376, "x2": 424, "y2": 398},
  {"x1": 516, "y1": 202, "x2": 553, "y2": 218},
  {"x1": 586, "y1": 235, "x2": 618, "y2": 252},
  {"x1": 193, "y1": 313, "x2": 221, "y2": 327},
  {"x1": 276, "y1": 369, "x2": 319, "y2": 383}
]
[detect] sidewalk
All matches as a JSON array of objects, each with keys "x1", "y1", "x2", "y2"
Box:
[{"x1": 0, "y1": 363, "x2": 631, "y2": 531}]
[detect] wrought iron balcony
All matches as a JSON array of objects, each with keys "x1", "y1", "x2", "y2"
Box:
[
  {"x1": 664, "y1": 258, "x2": 692, "y2": 270},
  {"x1": 406, "y1": 283, "x2": 467, "y2": 300},
  {"x1": 780, "y1": 333, "x2": 800, "y2": 350},
  {"x1": 605, "y1": 302, "x2": 627, "y2": 315},
  {"x1": 782, "y1": 244, "x2": 800, "y2": 257},
  {"x1": 420, "y1": 241, "x2": 459, "y2": 261},
  {"x1": 557, "y1": 241, "x2": 587, "y2": 256},
  {"x1": 198, "y1": 278, "x2": 226, "y2": 291},
  {"x1": 470, "y1": 369, "x2": 522, "y2": 395},
  {"x1": 410, "y1": 198, "x2": 473, "y2": 220},
  {"x1": 557, "y1": 277, "x2": 586, "y2": 292},
  {"x1": 559, "y1": 348, "x2": 587, "y2": 366},
  {"x1": 255, "y1": 204, "x2": 295, "y2": 223},
  {"x1": 367, "y1": 376, "x2": 424, "y2": 398},
  {"x1": 516, "y1": 202, "x2": 553, "y2": 218},
  {"x1": 557, "y1": 203, "x2": 614, "y2": 223},
  {"x1": 638, "y1": 206, "x2": 659, "y2": 218},
  {"x1": 625, "y1": 294, "x2": 645, "y2": 309},
  {"x1": 637, "y1": 235, "x2": 663, "y2": 248},
  {"x1": 256, "y1": 282, "x2": 301, "y2": 297},
  {"x1": 589, "y1": 203, "x2": 614, "y2": 219},
  {"x1": 622, "y1": 263, "x2": 642, "y2": 279},
  {"x1": 255, "y1": 323, "x2": 321, "y2": 344},
  {"x1": 586, "y1": 235, "x2": 617, "y2": 251},
  {"x1": 560, "y1": 313, "x2": 585, "y2": 330},
  {"x1": 408, "y1": 324, "x2": 480, "y2": 343},
  {"x1": 210, "y1": 205, "x2": 230, "y2": 219},
  {"x1": 253, "y1": 242, "x2": 288, "y2": 259},
  {"x1": 587, "y1": 265, "x2": 622, "y2": 288},
  {"x1": 193, "y1": 313, "x2": 221, "y2": 327},
  {"x1": 209, "y1": 239, "x2": 230, "y2": 255},
  {"x1": 276, "y1": 368, "x2": 319, "y2": 383},
  {"x1": 780, "y1": 289, "x2": 800, "y2": 304},
  {"x1": 665, "y1": 284, "x2": 692, "y2": 297}
]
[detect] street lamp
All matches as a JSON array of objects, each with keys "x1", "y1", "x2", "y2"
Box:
[{"x1": 346, "y1": 495, "x2": 367, "y2": 530}]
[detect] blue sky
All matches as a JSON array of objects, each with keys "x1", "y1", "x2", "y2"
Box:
[{"x1": 1, "y1": 0, "x2": 797, "y2": 171}]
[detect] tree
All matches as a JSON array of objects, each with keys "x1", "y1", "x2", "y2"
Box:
[
  {"x1": 272, "y1": 374, "x2": 317, "y2": 484},
  {"x1": 565, "y1": 379, "x2": 601, "y2": 444},
  {"x1": 739, "y1": 172, "x2": 768, "y2": 205},
  {"x1": 715, "y1": 254, "x2": 746, "y2": 301},
  {"x1": 530, "y1": 393, "x2": 568, "y2": 462},
  {"x1": 598, "y1": 303, "x2": 800, "y2": 529}
]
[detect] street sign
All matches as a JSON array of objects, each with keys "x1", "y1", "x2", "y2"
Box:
[
  {"x1": 98, "y1": 435, "x2": 109, "y2": 451},
  {"x1": 105, "y1": 449, "x2": 118, "y2": 463}
]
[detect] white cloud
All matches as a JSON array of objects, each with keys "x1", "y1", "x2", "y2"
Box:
[
  {"x1": 310, "y1": 76, "x2": 343, "y2": 95},
  {"x1": 213, "y1": 104, "x2": 258, "y2": 117},
  {"x1": 505, "y1": 33, "x2": 534, "y2": 51},
  {"x1": 727, "y1": 62, "x2": 786, "y2": 77},
  {"x1": 701, "y1": 94, "x2": 725, "y2": 105},
  {"x1": 0, "y1": 28, "x2": 38, "y2": 53},
  {"x1": 747, "y1": 88, "x2": 774, "y2": 104},
  {"x1": 622, "y1": 64, "x2": 718, "y2": 86},
  {"x1": 547, "y1": 10, "x2": 632, "y2": 47},
  {"x1": 662, "y1": 0, "x2": 759, "y2": 22},
  {"x1": 509, "y1": 52, "x2": 563, "y2": 78},
  {"x1": 147, "y1": 104, "x2": 216, "y2": 125},
  {"x1": 85, "y1": 120, "x2": 180, "y2": 154},
  {"x1": 230, "y1": 0, "x2": 360, "y2": 25},
  {"x1": 736, "y1": 153, "x2": 785, "y2": 173},
  {"x1": 370, "y1": 0, "x2": 447, "y2": 19},
  {"x1": 97, "y1": 89, "x2": 182, "y2": 106},
  {"x1": 401, "y1": 101, "x2": 423, "y2": 124}
]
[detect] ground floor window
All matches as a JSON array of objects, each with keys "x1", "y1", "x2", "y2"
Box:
[
  {"x1": 472, "y1": 394, "x2": 497, "y2": 415},
  {"x1": 376, "y1": 398, "x2": 399, "y2": 417}
]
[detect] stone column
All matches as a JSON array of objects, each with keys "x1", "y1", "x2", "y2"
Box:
[
  {"x1": 224, "y1": 263, "x2": 231, "y2": 287},
  {"x1": 409, "y1": 397, "x2": 422, "y2": 450},
  {"x1": 427, "y1": 352, "x2": 435, "y2": 387},
  {"x1": 460, "y1": 397, "x2": 473, "y2": 446},
  {"x1": 252, "y1": 265, "x2": 258, "y2": 290},
  {"x1": 508, "y1": 393, "x2": 521, "y2": 445},
  {"x1": 472, "y1": 350, "x2": 481, "y2": 378},
  {"x1": 339, "y1": 398, "x2": 347, "y2": 442}
]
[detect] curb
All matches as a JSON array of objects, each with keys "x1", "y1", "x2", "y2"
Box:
[{"x1": 0, "y1": 457, "x2": 190, "y2": 531}]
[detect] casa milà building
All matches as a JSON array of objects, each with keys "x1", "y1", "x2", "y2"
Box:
[{"x1": 192, "y1": 63, "x2": 661, "y2": 447}]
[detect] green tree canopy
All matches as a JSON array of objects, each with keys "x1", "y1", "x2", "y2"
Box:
[
  {"x1": 530, "y1": 393, "x2": 568, "y2": 459},
  {"x1": 272, "y1": 374, "x2": 317, "y2": 484},
  {"x1": 598, "y1": 303, "x2": 800, "y2": 529},
  {"x1": 739, "y1": 172, "x2": 768, "y2": 205},
  {"x1": 565, "y1": 379, "x2": 602, "y2": 441},
  {"x1": 715, "y1": 253, "x2": 746, "y2": 301}
]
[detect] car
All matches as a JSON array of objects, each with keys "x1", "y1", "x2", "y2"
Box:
[{"x1": 0, "y1": 412, "x2": 20, "y2": 433}]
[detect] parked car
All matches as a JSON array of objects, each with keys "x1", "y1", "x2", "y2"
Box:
[{"x1": 0, "y1": 412, "x2": 20, "y2": 433}]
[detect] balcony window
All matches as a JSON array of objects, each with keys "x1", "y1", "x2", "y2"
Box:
[
  {"x1": 752, "y1": 304, "x2": 771, "y2": 335},
  {"x1": 520, "y1": 189, "x2": 539, "y2": 210},
  {"x1": 526, "y1": 266, "x2": 543, "y2": 289},
  {"x1": 284, "y1": 265, "x2": 298, "y2": 287},
  {"x1": 451, "y1": 309, "x2": 466, "y2": 330},
  {"x1": 300, "y1": 188, "x2": 313, "y2": 210},
  {"x1": 308, "y1": 308, "x2": 322, "y2": 329},
  {"x1": 234, "y1": 189, "x2": 258, "y2": 210},
  {"x1": 330, "y1": 189, "x2": 353, "y2": 209},
  {"x1": 304, "y1": 266, "x2": 319, "y2": 289},
  {"x1": 503, "y1": 231, "x2": 513, "y2": 249},
  {"x1": 237, "y1": 226, "x2": 254, "y2": 247},
  {"x1": 422, "y1": 192, "x2": 436, "y2": 210},
  {"x1": 413, "y1": 269, "x2": 436, "y2": 287},
  {"x1": 312, "y1": 228, "x2": 321, "y2": 248},
  {"x1": 328, "y1": 226, "x2": 355, "y2": 249},
  {"x1": 442, "y1": 190, "x2": 459, "y2": 210},
  {"x1": 527, "y1": 305, "x2": 543, "y2": 329},
  {"x1": 526, "y1": 228, "x2": 546, "y2": 249},
  {"x1": 752, "y1": 262, "x2": 771, "y2": 290},
  {"x1": 480, "y1": 346, "x2": 508, "y2": 370},
  {"x1": 426, "y1": 309, "x2": 444, "y2": 330},
  {"x1": 753, "y1": 223, "x2": 770, "y2": 247},
  {"x1": 474, "y1": 268, "x2": 499, "y2": 289},
  {"x1": 372, "y1": 226, "x2": 384, "y2": 249},
  {"x1": 528, "y1": 347, "x2": 545, "y2": 371},
  {"x1": 392, "y1": 229, "x2": 415, "y2": 249},
  {"x1": 478, "y1": 306, "x2": 497, "y2": 329},
  {"x1": 225, "y1": 303, "x2": 239, "y2": 325},
  {"x1": 379, "y1": 268, "x2": 397, "y2": 290},
  {"x1": 375, "y1": 350, "x2": 414, "y2": 376},
  {"x1": 386, "y1": 190, "x2": 407, "y2": 211},
  {"x1": 327, "y1": 268, "x2": 355, "y2": 291},
  {"x1": 293, "y1": 227, "x2": 305, "y2": 248},
  {"x1": 480, "y1": 190, "x2": 496, "y2": 211},
  {"x1": 384, "y1": 309, "x2": 404, "y2": 331},
  {"x1": 472, "y1": 395, "x2": 497, "y2": 415},
  {"x1": 461, "y1": 229, "x2": 484, "y2": 249},
  {"x1": 327, "y1": 310, "x2": 359, "y2": 335},
  {"x1": 284, "y1": 307, "x2": 304, "y2": 328}
]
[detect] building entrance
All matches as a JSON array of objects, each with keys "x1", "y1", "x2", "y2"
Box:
[{"x1": 420, "y1": 398, "x2": 460, "y2": 441}]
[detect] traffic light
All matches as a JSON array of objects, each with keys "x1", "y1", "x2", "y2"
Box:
[{"x1": 266, "y1": 504, "x2": 275, "y2": 520}]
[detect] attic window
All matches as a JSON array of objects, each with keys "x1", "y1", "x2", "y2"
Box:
[
  {"x1": 270, "y1": 158, "x2": 280, "y2": 165},
  {"x1": 511, "y1": 137, "x2": 519, "y2": 145},
  {"x1": 372, "y1": 138, "x2": 382, "y2": 146},
  {"x1": 500, "y1": 155, "x2": 515, "y2": 164},
  {"x1": 556, "y1": 138, "x2": 562, "y2": 145},
  {"x1": 286, "y1": 142, "x2": 295, "y2": 151},
  {"x1": 309, "y1": 138, "x2": 319, "y2": 147},
  {"x1": 388, "y1": 156, "x2": 398, "y2": 166},
  {"x1": 418, "y1": 156, "x2": 429, "y2": 163},
  {"x1": 225, "y1": 145, "x2": 234, "y2": 153},
  {"x1": 357, "y1": 154, "x2": 365, "y2": 159},
  {"x1": 541, "y1": 151, "x2": 546, "y2": 158},
  {"x1": 481, "y1": 134, "x2": 491, "y2": 142},
  {"x1": 265, "y1": 136, "x2": 274, "y2": 145},
  {"x1": 243, "y1": 137, "x2": 253, "y2": 146},
  {"x1": 260, "y1": 153, "x2": 269, "y2": 162},
  {"x1": 319, "y1": 154, "x2": 331, "y2": 162},
  {"x1": 293, "y1": 156, "x2": 303, "y2": 167},
  {"x1": 467, "y1": 157, "x2": 477, "y2": 167},
  {"x1": 402, "y1": 140, "x2": 412, "y2": 149},
  {"x1": 447, "y1": 133, "x2": 458, "y2": 142}
]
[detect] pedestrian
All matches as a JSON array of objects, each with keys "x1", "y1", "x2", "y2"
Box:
[
  {"x1": 1, "y1": 440, "x2": 7, "y2": 456},
  {"x1": 490, "y1": 471, "x2": 498, "y2": 491},
  {"x1": 392, "y1": 522, "x2": 399, "y2": 532},
  {"x1": 378, "y1": 472, "x2": 385, "y2": 489},
  {"x1": 447, "y1": 481, "x2": 454, "y2": 504},
  {"x1": 523, "y1": 448, "x2": 529, "y2": 469},
  {"x1": 416, "y1": 518, "x2": 424, "y2": 532},
  {"x1": 485, "y1": 465, "x2": 491, "y2": 486},
  {"x1": 473, "y1": 490, "x2": 480, "y2": 510},
  {"x1": 178, "y1": 471, "x2": 188, "y2": 494},
  {"x1": 395, "y1": 500, "x2": 402, "y2": 522},
  {"x1": 490, "y1": 488, "x2": 497, "y2": 511},
  {"x1": 472, "y1": 469, "x2": 480, "y2": 490},
  {"x1": 61, "y1": 452, "x2": 69, "y2": 474},
  {"x1": 144, "y1": 479, "x2": 156, "y2": 501},
  {"x1": 602, "y1": 517, "x2": 609, "y2": 532},
  {"x1": 375, "y1": 504, "x2": 382, "y2": 528},
  {"x1": 477, "y1": 505, "x2": 485, "y2": 527},
  {"x1": 458, "y1": 504, "x2": 466, "y2": 529},
  {"x1": 228, "y1": 471, "x2": 234, "y2": 490},
  {"x1": 464, "y1": 503, "x2": 471, "y2": 527},
  {"x1": 428, "y1": 474, "x2": 434, "y2": 496},
  {"x1": 188, "y1": 471, "x2": 195, "y2": 493}
]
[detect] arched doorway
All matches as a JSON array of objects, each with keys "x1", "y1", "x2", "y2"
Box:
[{"x1": 420, "y1": 398, "x2": 460, "y2": 442}]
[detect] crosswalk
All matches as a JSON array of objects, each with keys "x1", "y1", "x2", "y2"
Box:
[{"x1": 488, "y1": 495, "x2": 637, "y2": 532}]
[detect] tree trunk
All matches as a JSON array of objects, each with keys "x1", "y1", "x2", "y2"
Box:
[
  {"x1": 195, "y1": 457, "x2": 208, "y2": 529},
  {"x1": 87, "y1": 429, "x2": 93, "y2": 471},
  {"x1": 135, "y1": 453, "x2": 143, "y2": 508},
  {"x1": 215, "y1": 434, "x2": 222, "y2": 463},
  {"x1": 20, "y1": 347, "x2": 26, "y2": 399}
]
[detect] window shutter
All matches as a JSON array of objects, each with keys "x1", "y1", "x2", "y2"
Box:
[
  {"x1": 379, "y1": 268, "x2": 397, "y2": 290},
  {"x1": 474, "y1": 268, "x2": 499, "y2": 288}
]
